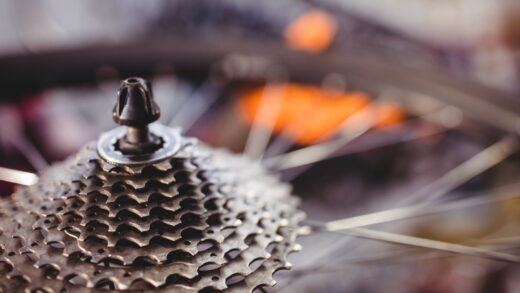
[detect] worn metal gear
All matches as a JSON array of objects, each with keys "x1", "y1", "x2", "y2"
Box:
[{"x1": 0, "y1": 78, "x2": 304, "y2": 292}]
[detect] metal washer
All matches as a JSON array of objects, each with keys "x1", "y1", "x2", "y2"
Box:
[{"x1": 97, "y1": 123, "x2": 182, "y2": 165}]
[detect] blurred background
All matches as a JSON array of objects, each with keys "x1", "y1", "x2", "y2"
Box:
[{"x1": 1, "y1": 1, "x2": 520, "y2": 292}]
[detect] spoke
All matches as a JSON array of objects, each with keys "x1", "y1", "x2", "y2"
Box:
[
  {"x1": 264, "y1": 106, "x2": 462, "y2": 170},
  {"x1": 280, "y1": 225, "x2": 520, "y2": 289},
  {"x1": 168, "y1": 80, "x2": 223, "y2": 131},
  {"x1": 287, "y1": 236, "x2": 520, "y2": 279},
  {"x1": 470, "y1": 235, "x2": 520, "y2": 250},
  {"x1": 287, "y1": 138, "x2": 518, "y2": 281},
  {"x1": 404, "y1": 136, "x2": 518, "y2": 205},
  {"x1": 315, "y1": 226, "x2": 520, "y2": 263},
  {"x1": 263, "y1": 114, "x2": 309, "y2": 158},
  {"x1": 0, "y1": 166, "x2": 38, "y2": 186},
  {"x1": 283, "y1": 182, "x2": 520, "y2": 286},
  {"x1": 167, "y1": 81, "x2": 202, "y2": 127},
  {"x1": 276, "y1": 133, "x2": 517, "y2": 290},
  {"x1": 286, "y1": 228, "x2": 520, "y2": 281},
  {"x1": 10, "y1": 136, "x2": 48, "y2": 171},
  {"x1": 319, "y1": 136, "x2": 518, "y2": 232},
  {"x1": 264, "y1": 102, "x2": 376, "y2": 171},
  {"x1": 243, "y1": 83, "x2": 286, "y2": 160},
  {"x1": 285, "y1": 248, "x2": 415, "y2": 278},
  {"x1": 298, "y1": 120, "x2": 446, "y2": 162},
  {"x1": 165, "y1": 78, "x2": 194, "y2": 127},
  {"x1": 271, "y1": 109, "x2": 452, "y2": 281},
  {"x1": 480, "y1": 236, "x2": 520, "y2": 246},
  {"x1": 151, "y1": 76, "x2": 190, "y2": 125},
  {"x1": 0, "y1": 105, "x2": 48, "y2": 171},
  {"x1": 319, "y1": 181, "x2": 520, "y2": 232}
]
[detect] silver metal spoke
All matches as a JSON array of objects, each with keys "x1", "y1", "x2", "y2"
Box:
[
  {"x1": 0, "y1": 166, "x2": 38, "y2": 186},
  {"x1": 321, "y1": 181, "x2": 520, "y2": 232},
  {"x1": 168, "y1": 80, "x2": 223, "y2": 131},
  {"x1": 272, "y1": 108, "x2": 452, "y2": 280},
  {"x1": 314, "y1": 226, "x2": 520, "y2": 263},
  {"x1": 10, "y1": 136, "x2": 48, "y2": 171},
  {"x1": 287, "y1": 236, "x2": 520, "y2": 278},
  {"x1": 165, "y1": 79, "x2": 199, "y2": 128},
  {"x1": 264, "y1": 102, "x2": 377, "y2": 170},
  {"x1": 263, "y1": 108, "x2": 313, "y2": 158},
  {"x1": 263, "y1": 89, "x2": 385, "y2": 158},
  {"x1": 322, "y1": 136, "x2": 518, "y2": 232},
  {"x1": 481, "y1": 236, "x2": 520, "y2": 246},
  {"x1": 404, "y1": 136, "x2": 518, "y2": 205},
  {"x1": 287, "y1": 182, "x2": 520, "y2": 280},
  {"x1": 243, "y1": 83, "x2": 286, "y2": 160},
  {"x1": 299, "y1": 121, "x2": 446, "y2": 162},
  {"x1": 286, "y1": 136, "x2": 518, "y2": 283},
  {"x1": 276, "y1": 248, "x2": 413, "y2": 290},
  {"x1": 150, "y1": 76, "x2": 190, "y2": 125},
  {"x1": 280, "y1": 225, "x2": 520, "y2": 288},
  {"x1": 285, "y1": 249, "x2": 418, "y2": 277},
  {"x1": 0, "y1": 105, "x2": 48, "y2": 171},
  {"x1": 165, "y1": 79, "x2": 194, "y2": 127},
  {"x1": 264, "y1": 106, "x2": 463, "y2": 171}
]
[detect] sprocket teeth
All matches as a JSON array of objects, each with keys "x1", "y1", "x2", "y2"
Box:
[{"x1": 0, "y1": 133, "x2": 303, "y2": 292}]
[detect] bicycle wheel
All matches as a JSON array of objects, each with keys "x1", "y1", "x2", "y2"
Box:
[{"x1": 0, "y1": 37, "x2": 519, "y2": 292}]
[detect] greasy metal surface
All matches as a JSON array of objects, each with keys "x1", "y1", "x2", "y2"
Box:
[{"x1": 0, "y1": 132, "x2": 303, "y2": 292}]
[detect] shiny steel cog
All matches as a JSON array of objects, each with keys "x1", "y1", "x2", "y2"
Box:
[{"x1": 0, "y1": 77, "x2": 304, "y2": 292}]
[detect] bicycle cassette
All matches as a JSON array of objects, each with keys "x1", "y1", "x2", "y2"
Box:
[{"x1": 0, "y1": 77, "x2": 304, "y2": 292}]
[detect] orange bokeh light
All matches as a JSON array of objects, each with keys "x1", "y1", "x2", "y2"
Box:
[
  {"x1": 284, "y1": 10, "x2": 337, "y2": 53},
  {"x1": 237, "y1": 84, "x2": 406, "y2": 145}
]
